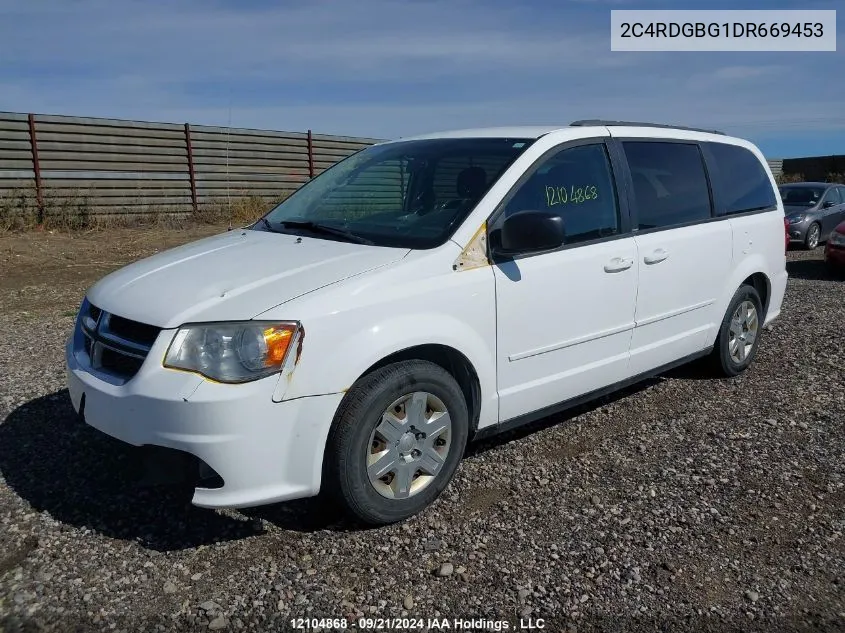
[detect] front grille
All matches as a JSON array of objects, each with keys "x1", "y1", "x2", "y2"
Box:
[
  {"x1": 108, "y1": 314, "x2": 161, "y2": 347},
  {"x1": 87, "y1": 303, "x2": 102, "y2": 322},
  {"x1": 100, "y1": 346, "x2": 145, "y2": 377},
  {"x1": 78, "y1": 300, "x2": 161, "y2": 381}
]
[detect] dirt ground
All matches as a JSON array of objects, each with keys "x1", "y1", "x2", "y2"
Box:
[
  {"x1": 0, "y1": 225, "x2": 224, "y2": 311},
  {"x1": 0, "y1": 224, "x2": 228, "y2": 325}
]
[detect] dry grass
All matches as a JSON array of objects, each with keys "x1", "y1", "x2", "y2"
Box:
[
  {"x1": 191, "y1": 193, "x2": 282, "y2": 227},
  {"x1": 0, "y1": 186, "x2": 287, "y2": 233},
  {"x1": 0, "y1": 188, "x2": 40, "y2": 232},
  {"x1": 776, "y1": 172, "x2": 845, "y2": 185},
  {"x1": 775, "y1": 172, "x2": 805, "y2": 184}
]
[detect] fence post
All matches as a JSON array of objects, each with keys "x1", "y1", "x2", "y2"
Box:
[
  {"x1": 184, "y1": 123, "x2": 198, "y2": 212},
  {"x1": 27, "y1": 113, "x2": 44, "y2": 224},
  {"x1": 307, "y1": 129, "x2": 315, "y2": 179}
]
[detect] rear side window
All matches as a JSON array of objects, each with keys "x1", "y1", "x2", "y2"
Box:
[
  {"x1": 706, "y1": 142, "x2": 778, "y2": 214},
  {"x1": 623, "y1": 141, "x2": 712, "y2": 230}
]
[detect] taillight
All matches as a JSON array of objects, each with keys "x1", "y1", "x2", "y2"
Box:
[{"x1": 784, "y1": 217, "x2": 789, "y2": 253}]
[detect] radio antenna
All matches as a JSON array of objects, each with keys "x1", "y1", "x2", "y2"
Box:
[{"x1": 226, "y1": 101, "x2": 232, "y2": 230}]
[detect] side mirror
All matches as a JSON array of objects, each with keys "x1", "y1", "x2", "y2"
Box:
[
  {"x1": 496, "y1": 210, "x2": 565, "y2": 255},
  {"x1": 822, "y1": 200, "x2": 836, "y2": 209}
]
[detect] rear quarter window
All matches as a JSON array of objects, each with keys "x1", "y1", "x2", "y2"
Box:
[{"x1": 705, "y1": 142, "x2": 778, "y2": 215}]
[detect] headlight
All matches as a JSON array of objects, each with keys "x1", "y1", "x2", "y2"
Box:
[
  {"x1": 830, "y1": 232, "x2": 845, "y2": 246},
  {"x1": 164, "y1": 321, "x2": 300, "y2": 383},
  {"x1": 788, "y1": 215, "x2": 805, "y2": 224}
]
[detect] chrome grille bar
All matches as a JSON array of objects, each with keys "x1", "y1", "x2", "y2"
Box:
[{"x1": 77, "y1": 300, "x2": 161, "y2": 380}]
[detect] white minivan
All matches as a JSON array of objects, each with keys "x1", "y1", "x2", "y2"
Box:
[{"x1": 66, "y1": 121, "x2": 788, "y2": 525}]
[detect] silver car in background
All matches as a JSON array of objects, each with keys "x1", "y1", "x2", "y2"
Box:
[{"x1": 780, "y1": 182, "x2": 845, "y2": 249}]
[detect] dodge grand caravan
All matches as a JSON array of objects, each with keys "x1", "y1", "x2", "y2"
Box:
[{"x1": 66, "y1": 121, "x2": 788, "y2": 525}]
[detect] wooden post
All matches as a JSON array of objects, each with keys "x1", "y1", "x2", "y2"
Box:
[
  {"x1": 27, "y1": 114, "x2": 44, "y2": 224},
  {"x1": 184, "y1": 123, "x2": 198, "y2": 212},
  {"x1": 307, "y1": 129, "x2": 315, "y2": 179}
]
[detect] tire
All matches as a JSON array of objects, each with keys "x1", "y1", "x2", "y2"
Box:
[
  {"x1": 323, "y1": 360, "x2": 469, "y2": 526},
  {"x1": 709, "y1": 284, "x2": 764, "y2": 378},
  {"x1": 804, "y1": 222, "x2": 821, "y2": 250}
]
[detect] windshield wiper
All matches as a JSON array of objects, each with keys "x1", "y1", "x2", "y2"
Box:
[
  {"x1": 257, "y1": 217, "x2": 283, "y2": 233},
  {"x1": 278, "y1": 220, "x2": 374, "y2": 245}
]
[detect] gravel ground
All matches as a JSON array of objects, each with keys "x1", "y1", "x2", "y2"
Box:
[{"x1": 0, "y1": 231, "x2": 843, "y2": 633}]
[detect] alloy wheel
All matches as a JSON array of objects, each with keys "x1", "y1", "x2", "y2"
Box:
[
  {"x1": 807, "y1": 224, "x2": 820, "y2": 249},
  {"x1": 728, "y1": 300, "x2": 759, "y2": 364}
]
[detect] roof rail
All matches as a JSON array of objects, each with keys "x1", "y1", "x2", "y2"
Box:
[{"x1": 570, "y1": 119, "x2": 726, "y2": 136}]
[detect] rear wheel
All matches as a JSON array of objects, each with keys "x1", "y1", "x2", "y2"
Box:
[
  {"x1": 805, "y1": 222, "x2": 821, "y2": 250},
  {"x1": 323, "y1": 360, "x2": 468, "y2": 525},
  {"x1": 709, "y1": 284, "x2": 763, "y2": 377}
]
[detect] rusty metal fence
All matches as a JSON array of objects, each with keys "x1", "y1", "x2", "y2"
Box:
[{"x1": 0, "y1": 111, "x2": 381, "y2": 222}]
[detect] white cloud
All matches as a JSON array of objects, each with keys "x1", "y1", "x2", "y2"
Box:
[
  {"x1": 684, "y1": 64, "x2": 791, "y2": 92},
  {"x1": 709, "y1": 65, "x2": 787, "y2": 81}
]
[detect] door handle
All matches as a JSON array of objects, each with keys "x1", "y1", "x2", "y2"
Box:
[
  {"x1": 603, "y1": 257, "x2": 634, "y2": 273},
  {"x1": 643, "y1": 248, "x2": 669, "y2": 265}
]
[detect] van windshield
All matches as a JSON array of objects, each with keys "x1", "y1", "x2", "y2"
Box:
[{"x1": 257, "y1": 137, "x2": 535, "y2": 249}]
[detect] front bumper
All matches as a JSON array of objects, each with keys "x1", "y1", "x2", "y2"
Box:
[
  {"x1": 65, "y1": 335, "x2": 343, "y2": 509},
  {"x1": 787, "y1": 221, "x2": 809, "y2": 242}
]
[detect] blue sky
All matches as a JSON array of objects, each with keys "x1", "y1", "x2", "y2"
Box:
[{"x1": 0, "y1": 0, "x2": 842, "y2": 158}]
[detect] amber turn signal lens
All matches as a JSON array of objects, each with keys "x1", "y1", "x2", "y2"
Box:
[{"x1": 263, "y1": 326, "x2": 295, "y2": 366}]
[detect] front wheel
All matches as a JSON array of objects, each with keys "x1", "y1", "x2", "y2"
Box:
[
  {"x1": 709, "y1": 284, "x2": 764, "y2": 377},
  {"x1": 805, "y1": 222, "x2": 821, "y2": 250},
  {"x1": 323, "y1": 360, "x2": 469, "y2": 525}
]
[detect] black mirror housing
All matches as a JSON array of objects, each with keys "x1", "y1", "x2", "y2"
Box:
[{"x1": 497, "y1": 210, "x2": 566, "y2": 255}]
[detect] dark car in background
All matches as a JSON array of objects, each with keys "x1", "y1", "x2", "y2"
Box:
[
  {"x1": 779, "y1": 182, "x2": 845, "y2": 250},
  {"x1": 824, "y1": 220, "x2": 845, "y2": 275}
]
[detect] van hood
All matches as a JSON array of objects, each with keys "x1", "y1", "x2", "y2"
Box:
[{"x1": 87, "y1": 229, "x2": 409, "y2": 328}]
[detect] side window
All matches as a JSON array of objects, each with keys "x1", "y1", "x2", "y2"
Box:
[
  {"x1": 499, "y1": 143, "x2": 620, "y2": 245},
  {"x1": 823, "y1": 187, "x2": 841, "y2": 205},
  {"x1": 623, "y1": 141, "x2": 712, "y2": 230},
  {"x1": 706, "y1": 142, "x2": 778, "y2": 214},
  {"x1": 839, "y1": 187, "x2": 845, "y2": 204}
]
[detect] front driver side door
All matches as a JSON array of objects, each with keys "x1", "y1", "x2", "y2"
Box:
[
  {"x1": 820, "y1": 187, "x2": 843, "y2": 236},
  {"x1": 490, "y1": 140, "x2": 638, "y2": 423},
  {"x1": 838, "y1": 187, "x2": 845, "y2": 227}
]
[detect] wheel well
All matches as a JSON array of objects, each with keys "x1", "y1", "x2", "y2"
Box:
[
  {"x1": 742, "y1": 272, "x2": 770, "y2": 319},
  {"x1": 361, "y1": 345, "x2": 482, "y2": 435}
]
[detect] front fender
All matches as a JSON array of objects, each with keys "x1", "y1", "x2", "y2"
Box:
[
  {"x1": 264, "y1": 261, "x2": 499, "y2": 430},
  {"x1": 290, "y1": 314, "x2": 498, "y2": 429}
]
